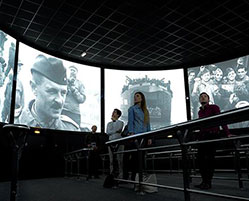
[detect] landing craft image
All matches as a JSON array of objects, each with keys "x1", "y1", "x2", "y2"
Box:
[{"x1": 120, "y1": 75, "x2": 173, "y2": 129}]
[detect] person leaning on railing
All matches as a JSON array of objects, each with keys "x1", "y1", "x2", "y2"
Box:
[
  {"x1": 194, "y1": 92, "x2": 232, "y2": 190},
  {"x1": 123, "y1": 91, "x2": 152, "y2": 181}
]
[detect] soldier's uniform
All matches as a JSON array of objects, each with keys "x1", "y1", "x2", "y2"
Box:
[
  {"x1": 16, "y1": 54, "x2": 80, "y2": 131},
  {"x1": 18, "y1": 100, "x2": 80, "y2": 131},
  {"x1": 62, "y1": 66, "x2": 86, "y2": 126}
]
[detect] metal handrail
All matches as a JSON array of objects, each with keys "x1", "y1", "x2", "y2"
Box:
[
  {"x1": 106, "y1": 106, "x2": 249, "y2": 145},
  {"x1": 64, "y1": 147, "x2": 93, "y2": 156},
  {"x1": 105, "y1": 106, "x2": 249, "y2": 201},
  {"x1": 64, "y1": 106, "x2": 249, "y2": 201}
]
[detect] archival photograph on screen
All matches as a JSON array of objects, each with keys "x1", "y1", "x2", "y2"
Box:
[
  {"x1": 105, "y1": 69, "x2": 187, "y2": 130},
  {"x1": 14, "y1": 43, "x2": 100, "y2": 132},
  {"x1": 0, "y1": 30, "x2": 16, "y2": 123},
  {"x1": 188, "y1": 56, "x2": 249, "y2": 128}
]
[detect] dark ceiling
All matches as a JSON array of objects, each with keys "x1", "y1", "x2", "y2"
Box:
[{"x1": 1, "y1": 0, "x2": 249, "y2": 69}]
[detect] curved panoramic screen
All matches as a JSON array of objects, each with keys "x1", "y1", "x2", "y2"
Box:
[
  {"x1": 14, "y1": 43, "x2": 100, "y2": 132},
  {"x1": 188, "y1": 56, "x2": 249, "y2": 128},
  {"x1": 105, "y1": 69, "x2": 187, "y2": 130},
  {"x1": 0, "y1": 30, "x2": 16, "y2": 123}
]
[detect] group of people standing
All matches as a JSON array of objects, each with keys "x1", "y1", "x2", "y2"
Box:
[
  {"x1": 85, "y1": 91, "x2": 152, "y2": 181},
  {"x1": 106, "y1": 91, "x2": 151, "y2": 181},
  {"x1": 101, "y1": 90, "x2": 232, "y2": 191},
  {"x1": 189, "y1": 59, "x2": 249, "y2": 120}
]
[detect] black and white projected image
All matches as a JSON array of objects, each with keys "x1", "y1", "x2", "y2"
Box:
[
  {"x1": 14, "y1": 43, "x2": 100, "y2": 132},
  {"x1": 0, "y1": 30, "x2": 16, "y2": 123},
  {"x1": 188, "y1": 56, "x2": 249, "y2": 128},
  {"x1": 105, "y1": 69, "x2": 187, "y2": 130}
]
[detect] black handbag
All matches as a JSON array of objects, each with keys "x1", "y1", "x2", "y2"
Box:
[
  {"x1": 121, "y1": 124, "x2": 129, "y2": 137},
  {"x1": 103, "y1": 174, "x2": 115, "y2": 188}
]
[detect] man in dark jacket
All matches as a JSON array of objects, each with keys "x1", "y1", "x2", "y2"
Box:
[
  {"x1": 195, "y1": 92, "x2": 231, "y2": 190},
  {"x1": 85, "y1": 125, "x2": 100, "y2": 179}
]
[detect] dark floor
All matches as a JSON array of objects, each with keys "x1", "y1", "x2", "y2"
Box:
[{"x1": 0, "y1": 173, "x2": 248, "y2": 201}]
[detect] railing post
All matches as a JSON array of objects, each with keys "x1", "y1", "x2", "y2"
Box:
[
  {"x1": 10, "y1": 143, "x2": 19, "y2": 201},
  {"x1": 102, "y1": 154, "x2": 106, "y2": 175},
  {"x1": 152, "y1": 154, "x2": 155, "y2": 172},
  {"x1": 191, "y1": 150, "x2": 197, "y2": 175},
  {"x1": 64, "y1": 155, "x2": 68, "y2": 177},
  {"x1": 169, "y1": 153, "x2": 173, "y2": 174},
  {"x1": 234, "y1": 140, "x2": 243, "y2": 189},
  {"x1": 177, "y1": 129, "x2": 191, "y2": 201},
  {"x1": 69, "y1": 155, "x2": 73, "y2": 176},
  {"x1": 76, "y1": 153, "x2": 80, "y2": 179},
  {"x1": 136, "y1": 139, "x2": 145, "y2": 195},
  {"x1": 144, "y1": 151, "x2": 148, "y2": 170},
  {"x1": 86, "y1": 150, "x2": 90, "y2": 181},
  {"x1": 138, "y1": 148, "x2": 143, "y2": 193},
  {"x1": 181, "y1": 144, "x2": 191, "y2": 201},
  {"x1": 246, "y1": 149, "x2": 249, "y2": 179},
  {"x1": 3, "y1": 125, "x2": 29, "y2": 201}
]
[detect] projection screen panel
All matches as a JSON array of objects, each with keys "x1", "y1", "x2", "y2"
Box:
[
  {"x1": 0, "y1": 30, "x2": 16, "y2": 123},
  {"x1": 105, "y1": 69, "x2": 187, "y2": 131},
  {"x1": 188, "y1": 56, "x2": 249, "y2": 128},
  {"x1": 14, "y1": 43, "x2": 100, "y2": 132}
]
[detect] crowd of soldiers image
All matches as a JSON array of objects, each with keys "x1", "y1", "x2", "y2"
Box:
[{"x1": 188, "y1": 58, "x2": 249, "y2": 128}]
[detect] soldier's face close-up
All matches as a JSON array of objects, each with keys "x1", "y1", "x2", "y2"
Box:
[{"x1": 35, "y1": 76, "x2": 67, "y2": 119}]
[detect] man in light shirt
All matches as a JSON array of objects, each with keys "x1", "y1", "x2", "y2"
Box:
[{"x1": 106, "y1": 109, "x2": 124, "y2": 178}]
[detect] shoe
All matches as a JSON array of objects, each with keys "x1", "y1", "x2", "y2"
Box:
[
  {"x1": 200, "y1": 183, "x2": 211, "y2": 190},
  {"x1": 87, "y1": 176, "x2": 92, "y2": 180},
  {"x1": 194, "y1": 182, "x2": 204, "y2": 188},
  {"x1": 94, "y1": 175, "x2": 100, "y2": 179}
]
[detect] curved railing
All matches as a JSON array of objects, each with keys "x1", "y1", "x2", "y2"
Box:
[{"x1": 106, "y1": 106, "x2": 249, "y2": 201}]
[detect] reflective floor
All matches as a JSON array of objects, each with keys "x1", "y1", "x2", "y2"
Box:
[{"x1": 0, "y1": 173, "x2": 248, "y2": 201}]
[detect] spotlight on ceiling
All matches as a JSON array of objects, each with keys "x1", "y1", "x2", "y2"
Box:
[{"x1": 81, "y1": 52, "x2": 86, "y2": 57}]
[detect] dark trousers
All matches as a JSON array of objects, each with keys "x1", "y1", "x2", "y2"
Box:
[
  {"x1": 123, "y1": 140, "x2": 146, "y2": 181},
  {"x1": 123, "y1": 142, "x2": 138, "y2": 180},
  {"x1": 197, "y1": 132, "x2": 217, "y2": 185},
  {"x1": 88, "y1": 150, "x2": 99, "y2": 177}
]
